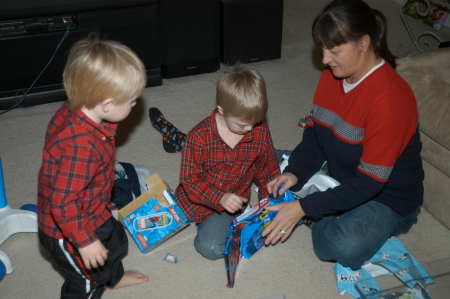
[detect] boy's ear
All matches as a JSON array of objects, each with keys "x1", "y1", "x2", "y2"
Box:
[
  {"x1": 217, "y1": 105, "x2": 224, "y2": 115},
  {"x1": 101, "y1": 98, "x2": 115, "y2": 113}
]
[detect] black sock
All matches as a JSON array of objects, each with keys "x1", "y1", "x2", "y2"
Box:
[{"x1": 149, "y1": 107, "x2": 186, "y2": 153}]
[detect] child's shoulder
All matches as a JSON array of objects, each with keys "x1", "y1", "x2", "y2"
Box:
[
  {"x1": 188, "y1": 111, "x2": 216, "y2": 135},
  {"x1": 46, "y1": 107, "x2": 93, "y2": 146},
  {"x1": 253, "y1": 121, "x2": 271, "y2": 135}
]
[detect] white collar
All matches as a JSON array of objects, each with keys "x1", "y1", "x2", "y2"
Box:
[{"x1": 343, "y1": 59, "x2": 385, "y2": 93}]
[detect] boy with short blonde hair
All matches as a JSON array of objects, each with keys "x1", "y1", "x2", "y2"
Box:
[
  {"x1": 216, "y1": 66, "x2": 268, "y2": 123},
  {"x1": 64, "y1": 34, "x2": 147, "y2": 111},
  {"x1": 38, "y1": 33, "x2": 148, "y2": 298},
  {"x1": 175, "y1": 65, "x2": 280, "y2": 260}
]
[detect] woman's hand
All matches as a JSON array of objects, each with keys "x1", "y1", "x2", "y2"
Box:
[
  {"x1": 267, "y1": 172, "x2": 299, "y2": 197},
  {"x1": 262, "y1": 200, "x2": 305, "y2": 245}
]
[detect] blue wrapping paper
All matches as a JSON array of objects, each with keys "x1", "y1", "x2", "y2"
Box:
[{"x1": 335, "y1": 237, "x2": 434, "y2": 298}]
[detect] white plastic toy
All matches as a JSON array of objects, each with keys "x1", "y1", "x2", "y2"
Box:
[{"x1": 0, "y1": 157, "x2": 38, "y2": 281}]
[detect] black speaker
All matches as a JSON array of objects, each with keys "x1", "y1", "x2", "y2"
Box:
[
  {"x1": 220, "y1": 0, "x2": 283, "y2": 66},
  {"x1": 158, "y1": 0, "x2": 220, "y2": 79}
]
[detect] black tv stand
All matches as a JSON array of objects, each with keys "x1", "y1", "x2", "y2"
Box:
[{"x1": 0, "y1": 0, "x2": 161, "y2": 110}]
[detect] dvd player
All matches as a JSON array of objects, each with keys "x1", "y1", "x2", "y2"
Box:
[{"x1": 0, "y1": 15, "x2": 77, "y2": 37}]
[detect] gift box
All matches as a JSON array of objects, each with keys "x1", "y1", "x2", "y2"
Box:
[{"x1": 119, "y1": 173, "x2": 189, "y2": 253}]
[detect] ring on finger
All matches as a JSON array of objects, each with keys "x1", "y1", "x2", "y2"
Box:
[{"x1": 280, "y1": 230, "x2": 287, "y2": 235}]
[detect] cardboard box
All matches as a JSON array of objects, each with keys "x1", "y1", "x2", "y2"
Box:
[{"x1": 119, "y1": 173, "x2": 189, "y2": 253}]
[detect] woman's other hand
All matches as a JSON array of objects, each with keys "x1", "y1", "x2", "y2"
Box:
[{"x1": 267, "y1": 172, "x2": 298, "y2": 197}]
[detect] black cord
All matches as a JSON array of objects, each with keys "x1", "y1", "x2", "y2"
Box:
[{"x1": 0, "y1": 22, "x2": 71, "y2": 115}]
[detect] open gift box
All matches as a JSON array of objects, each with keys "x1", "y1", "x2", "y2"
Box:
[{"x1": 118, "y1": 173, "x2": 189, "y2": 253}]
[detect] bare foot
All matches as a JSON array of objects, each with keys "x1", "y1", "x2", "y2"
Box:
[{"x1": 105, "y1": 270, "x2": 149, "y2": 290}]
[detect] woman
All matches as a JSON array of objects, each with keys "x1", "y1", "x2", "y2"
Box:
[{"x1": 262, "y1": 0, "x2": 424, "y2": 270}]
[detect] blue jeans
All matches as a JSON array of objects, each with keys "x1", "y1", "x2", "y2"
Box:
[
  {"x1": 311, "y1": 201, "x2": 420, "y2": 270},
  {"x1": 193, "y1": 211, "x2": 238, "y2": 260}
]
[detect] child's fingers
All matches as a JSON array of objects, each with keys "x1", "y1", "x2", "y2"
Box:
[
  {"x1": 223, "y1": 200, "x2": 240, "y2": 213},
  {"x1": 238, "y1": 196, "x2": 249, "y2": 205},
  {"x1": 83, "y1": 257, "x2": 93, "y2": 270}
]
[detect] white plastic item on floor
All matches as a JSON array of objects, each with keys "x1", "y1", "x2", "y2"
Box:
[
  {"x1": 0, "y1": 249, "x2": 13, "y2": 280},
  {"x1": 0, "y1": 205, "x2": 38, "y2": 246},
  {"x1": 0, "y1": 157, "x2": 38, "y2": 281}
]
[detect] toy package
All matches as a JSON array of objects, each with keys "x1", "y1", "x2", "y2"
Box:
[
  {"x1": 402, "y1": 0, "x2": 449, "y2": 31},
  {"x1": 224, "y1": 189, "x2": 296, "y2": 288},
  {"x1": 121, "y1": 196, "x2": 189, "y2": 253},
  {"x1": 119, "y1": 173, "x2": 189, "y2": 253}
]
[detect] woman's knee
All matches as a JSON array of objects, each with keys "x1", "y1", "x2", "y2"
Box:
[
  {"x1": 313, "y1": 234, "x2": 373, "y2": 269},
  {"x1": 312, "y1": 225, "x2": 352, "y2": 259},
  {"x1": 311, "y1": 218, "x2": 383, "y2": 269}
]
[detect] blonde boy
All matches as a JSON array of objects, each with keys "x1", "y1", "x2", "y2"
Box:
[
  {"x1": 37, "y1": 33, "x2": 148, "y2": 298},
  {"x1": 175, "y1": 66, "x2": 280, "y2": 260}
]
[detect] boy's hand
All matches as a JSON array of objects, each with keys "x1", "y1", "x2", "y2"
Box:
[
  {"x1": 78, "y1": 239, "x2": 109, "y2": 270},
  {"x1": 220, "y1": 193, "x2": 248, "y2": 213},
  {"x1": 267, "y1": 172, "x2": 298, "y2": 198}
]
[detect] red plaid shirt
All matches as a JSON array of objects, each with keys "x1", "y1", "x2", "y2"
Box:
[
  {"x1": 38, "y1": 102, "x2": 117, "y2": 248},
  {"x1": 175, "y1": 110, "x2": 280, "y2": 224}
]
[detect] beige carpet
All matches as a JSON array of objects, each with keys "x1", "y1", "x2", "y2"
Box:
[{"x1": 1, "y1": 0, "x2": 450, "y2": 298}]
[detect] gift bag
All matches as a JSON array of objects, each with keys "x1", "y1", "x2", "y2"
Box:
[
  {"x1": 224, "y1": 189, "x2": 296, "y2": 288},
  {"x1": 224, "y1": 170, "x2": 340, "y2": 288}
]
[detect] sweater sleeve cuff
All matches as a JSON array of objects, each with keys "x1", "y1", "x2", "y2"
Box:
[
  {"x1": 298, "y1": 196, "x2": 321, "y2": 221},
  {"x1": 284, "y1": 165, "x2": 307, "y2": 192},
  {"x1": 69, "y1": 228, "x2": 98, "y2": 249},
  {"x1": 210, "y1": 189, "x2": 226, "y2": 212}
]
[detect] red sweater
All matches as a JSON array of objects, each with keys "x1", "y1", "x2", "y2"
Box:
[{"x1": 286, "y1": 63, "x2": 424, "y2": 219}]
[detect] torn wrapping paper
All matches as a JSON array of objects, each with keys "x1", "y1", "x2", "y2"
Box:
[
  {"x1": 279, "y1": 154, "x2": 339, "y2": 199},
  {"x1": 224, "y1": 170, "x2": 341, "y2": 288},
  {"x1": 369, "y1": 237, "x2": 434, "y2": 289},
  {"x1": 292, "y1": 171, "x2": 340, "y2": 199},
  {"x1": 335, "y1": 237, "x2": 434, "y2": 299},
  {"x1": 335, "y1": 264, "x2": 381, "y2": 299}
]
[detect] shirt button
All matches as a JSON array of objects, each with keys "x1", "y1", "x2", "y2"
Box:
[
  {"x1": 110, "y1": 135, "x2": 115, "y2": 140},
  {"x1": 102, "y1": 137, "x2": 107, "y2": 141}
]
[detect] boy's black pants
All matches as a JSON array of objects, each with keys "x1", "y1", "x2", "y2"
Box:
[{"x1": 39, "y1": 217, "x2": 128, "y2": 299}]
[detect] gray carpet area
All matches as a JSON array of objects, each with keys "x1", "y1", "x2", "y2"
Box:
[{"x1": 1, "y1": 0, "x2": 450, "y2": 298}]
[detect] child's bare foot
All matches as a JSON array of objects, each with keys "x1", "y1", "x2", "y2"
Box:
[{"x1": 105, "y1": 270, "x2": 149, "y2": 290}]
